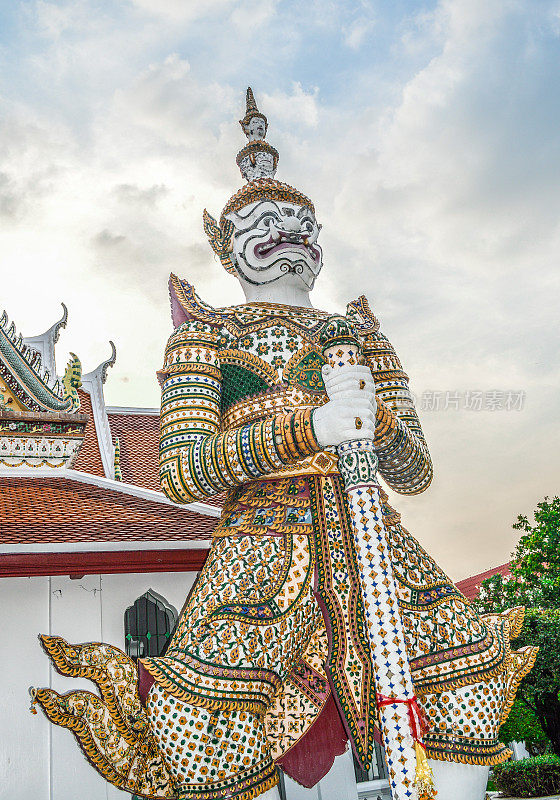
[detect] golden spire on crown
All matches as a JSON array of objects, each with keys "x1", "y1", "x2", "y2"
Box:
[{"x1": 239, "y1": 87, "x2": 268, "y2": 139}]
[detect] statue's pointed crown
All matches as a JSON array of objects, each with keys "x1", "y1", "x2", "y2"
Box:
[
  {"x1": 204, "y1": 87, "x2": 315, "y2": 275},
  {"x1": 235, "y1": 86, "x2": 278, "y2": 182},
  {"x1": 239, "y1": 87, "x2": 267, "y2": 132},
  {"x1": 232, "y1": 87, "x2": 313, "y2": 211}
]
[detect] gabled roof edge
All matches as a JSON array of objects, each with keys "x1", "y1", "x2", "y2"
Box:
[
  {"x1": 23, "y1": 302, "x2": 68, "y2": 377},
  {"x1": 80, "y1": 344, "x2": 117, "y2": 478}
]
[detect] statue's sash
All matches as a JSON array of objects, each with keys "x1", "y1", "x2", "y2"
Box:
[{"x1": 309, "y1": 474, "x2": 378, "y2": 770}]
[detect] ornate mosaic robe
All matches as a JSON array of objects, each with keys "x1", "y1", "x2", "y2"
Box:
[{"x1": 138, "y1": 275, "x2": 532, "y2": 797}]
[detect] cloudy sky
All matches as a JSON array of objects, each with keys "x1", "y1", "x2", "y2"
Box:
[{"x1": 1, "y1": 0, "x2": 558, "y2": 579}]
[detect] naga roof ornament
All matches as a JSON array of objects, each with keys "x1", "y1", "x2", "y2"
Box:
[
  {"x1": 62, "y1": 353, "x2": 82, "y2": 411},
  {"x1": 0, "y1": 307, "x2": 73, "y2": 412},
  {"x1": 23, "y1": 302, "x2": 68, "y2": 379}
]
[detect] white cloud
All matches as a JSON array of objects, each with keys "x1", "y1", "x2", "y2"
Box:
[
  {"x1": 343, "y1": 15, "x2": 375, "y2": 50},
  {"x1": 129, "y1": 0, "x2": 233, "y2": 24},
  {"x1": 230, "y1": 0, "x2": 279, "y2": 33},
  {"x1": 263, "y1": 83, "x2": 320, "y2": 129}
]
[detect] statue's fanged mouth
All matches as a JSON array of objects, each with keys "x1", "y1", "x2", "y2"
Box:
[{"x1": 253, "y1": 233, "x2": 321, "y2": 263}]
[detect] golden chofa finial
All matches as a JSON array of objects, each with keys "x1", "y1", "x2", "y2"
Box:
[{"x1": 239, "y1": 87, "x2": 268, "y2": 141}]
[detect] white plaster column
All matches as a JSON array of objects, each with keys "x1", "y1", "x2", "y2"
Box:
[{"x1": 429, "y1": 760, "x2": 489, "y2": 800}]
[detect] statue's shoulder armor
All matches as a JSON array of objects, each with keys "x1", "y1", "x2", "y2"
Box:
[
  {"x1": 346, "y1": 295, "x2": 380, "y2": 338},
  {"x1": 169, "y1": 273, "x2": 236, "y2": 331}
]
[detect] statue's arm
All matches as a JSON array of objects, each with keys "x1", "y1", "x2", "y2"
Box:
[
  {"x1": 362, "y1": 329, "x2": 433, "y2": 495},
  {"x1": 158, "y1": 321, "x2": 321, "y2": 503}
]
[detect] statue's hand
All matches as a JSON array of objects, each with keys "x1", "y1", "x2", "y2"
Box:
[
  {"x1": 313, "y1": 364, "x2": 376, "y2": 448},
  {"x1": 321, "y1": 363, "x2": 375, "y2": 399}
]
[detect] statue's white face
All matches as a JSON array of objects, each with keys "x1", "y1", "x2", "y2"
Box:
[
  {"x1": 226, "y1": 200, "x2": 323, "y2": 290},
  {"x1": 246, "y1": 116, "x2": 266, "y2": 141}
]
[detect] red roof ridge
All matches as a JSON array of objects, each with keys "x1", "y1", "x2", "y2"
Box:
[{"x1": 456, "y1": 562, "x2": 512, "y2": 601}]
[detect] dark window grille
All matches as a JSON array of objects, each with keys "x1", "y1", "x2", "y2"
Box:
[
  {"x1": 353, "y1": 741, "x2": 388, "y2": 783},
  {"x1": 124, "y1": 589, "x2": 178, "y2": 660},
  {"x1": 277, "y1": 768, "x2": 287, "y2": 800}
]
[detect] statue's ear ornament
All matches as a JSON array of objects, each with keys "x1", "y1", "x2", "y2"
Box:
[{"x1": 203, "y1": 210, "x2": 236, "y2": 275}]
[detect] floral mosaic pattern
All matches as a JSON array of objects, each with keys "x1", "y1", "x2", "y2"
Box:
[
  {"x1": 147, "y1": 686, "x2": 277, "y2": 800},
  {"x1": 142, "y1": 533, "x2": 321, "y2": 713}
]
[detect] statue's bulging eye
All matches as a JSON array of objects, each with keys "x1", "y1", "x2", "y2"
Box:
[{"x1": 257, "y1": 213, "x2": 279, "y2": 228}]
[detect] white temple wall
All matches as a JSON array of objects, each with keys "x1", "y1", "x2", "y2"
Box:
[
  {"x1": 0, "y1": 576, "x2": 50, "y2": 800},
  {"x1": 1, "y1": 571, "x2": 198, "y2": 800}
]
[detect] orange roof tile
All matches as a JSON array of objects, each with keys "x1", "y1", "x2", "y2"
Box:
[
  {"x1": 108, "y1": 411, "x2": 225, "y2": 506},
  {"x1": 108, "y1": 411, "x2": 159, "y2": 490},
  {"x1": 0, "y1": 476, "x2": 216, "y2": 543}
]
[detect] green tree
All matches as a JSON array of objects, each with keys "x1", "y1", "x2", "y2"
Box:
[
  {"x1": 499, "y1": 697, "x2": 548, "y2": 753},
  {"x1": 513, "y1": 610, "x2": 560, "y2": 757},
  {"x1": 476, "y1": 571, "x2": 517, "y2": 615},
  {"x1": 476, "y1": 496, "x2": 560, "y2": 614},
  {"x1": 473, "y1": 498, "x2": 560, "y2": 756}
]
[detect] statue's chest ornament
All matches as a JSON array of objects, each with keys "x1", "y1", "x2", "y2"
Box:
[
  {"x1": 221, "y1": 329, "x2": 325, "y2": 385},
  {"x1": 229, "y1": 304, "x2": 329, "y2": 336},
  {"x1": 282, "y1": 345, "x2": 326, "y2": 392},
  {"x1": 220, "y1": 312, "x2": 328, "y2": 381},
  {"x1": 218, "y1": 330, "x2": 327, "y2": 428}
]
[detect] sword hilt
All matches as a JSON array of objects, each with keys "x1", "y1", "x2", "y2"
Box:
[
  {"x1": 319, "y1": 314, "x2": 364, "y2": 369},
  {"x1": 319, "y1": 316, "x2": 379, "y2": 486}
]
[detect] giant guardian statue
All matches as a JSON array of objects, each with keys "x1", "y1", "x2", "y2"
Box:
[{"x1": 32, "y1": 88, "x2": 536, "y2": 800}]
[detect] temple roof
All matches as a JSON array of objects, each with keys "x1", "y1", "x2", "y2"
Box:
[
  {"x1": 22, "y1": 302, "x2": 68, "y2": 378},
  {"x1": 106, "y1": 406, "x2": 160, "y2": 491},
  {"x1": 0, "y1": 471, "x2": 218, "y2": 544},
  {"x1": 455, "y1": 562, "x2": 511, "y2": 600},
  {"x1": 72, "y1": 388, "x2": 106, "y2": 476},
  {"x1": 0, "y1": 302, "x2": 221, "y2": 570},
  {"x1": 105, "y1": 406, "x2": 224, "y2": 507}
]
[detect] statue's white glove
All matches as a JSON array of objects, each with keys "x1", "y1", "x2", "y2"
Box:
[{"x1": 313, "y1": 364, "x2": 376, "y2": 448}]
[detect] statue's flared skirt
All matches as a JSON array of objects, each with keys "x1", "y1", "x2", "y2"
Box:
[{"x1": 141, "y1": 475, "x2": 525, "y2": 776}]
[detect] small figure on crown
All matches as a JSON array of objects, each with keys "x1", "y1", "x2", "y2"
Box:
[{"x1": 236, "y1": 87, "x2": 279, "y2": 181}]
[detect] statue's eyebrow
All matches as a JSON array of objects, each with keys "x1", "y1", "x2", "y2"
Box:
[
  {"x1": 297, "y1": 206, "x2": 314, "y2": 220},
  {"x1": 252, "y1": 209, "x2": 281, "y2": 226},
  {"x1": 234, "y1": 200, "x2": 282, "y2": 221}
]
